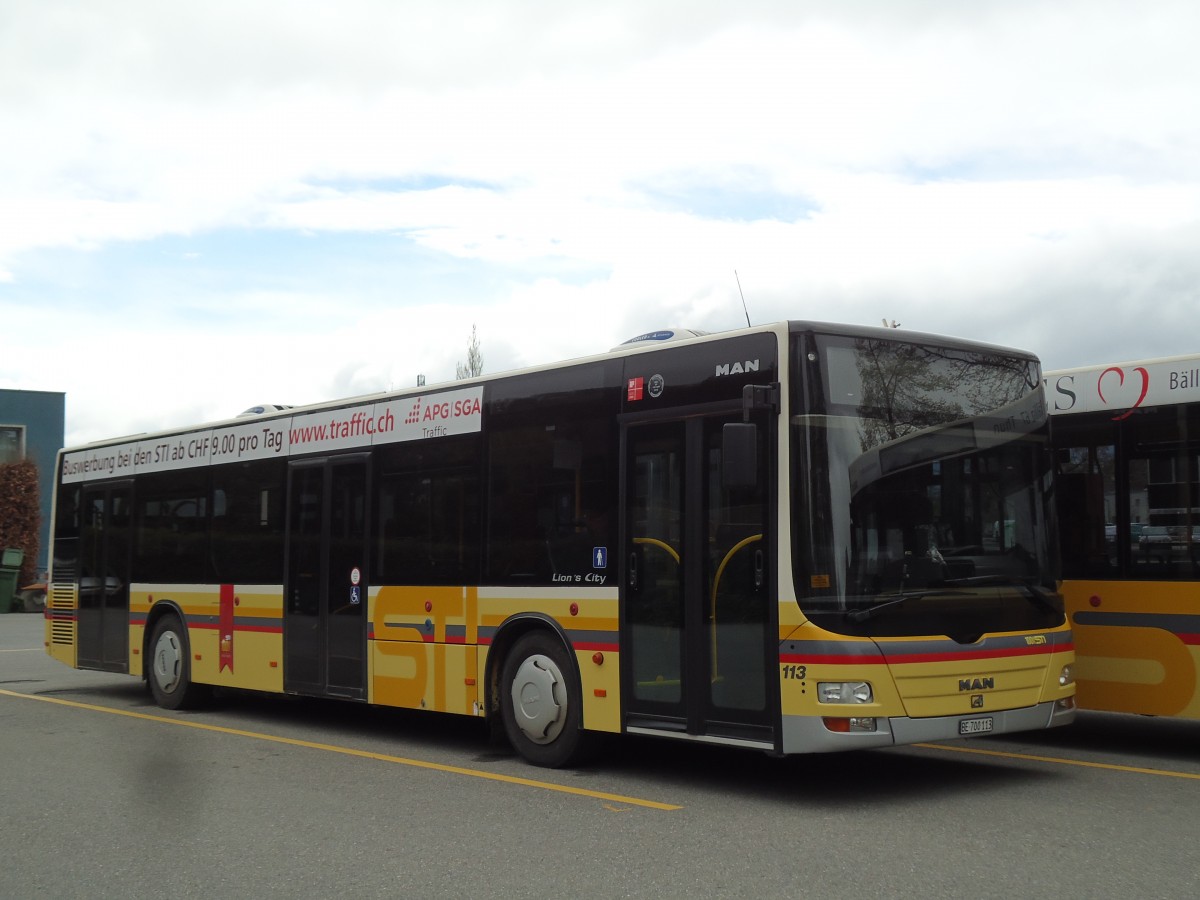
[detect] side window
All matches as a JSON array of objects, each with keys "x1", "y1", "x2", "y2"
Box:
[
  {"x1": 211, "y1": 460, "x2": 286, "y2": 584},
  {"x1": 375, "y1": 436, "x2": 481, "y2": 586},
  {"x1": 134, "y1": 470, "x2": 210, "y2": 583},
  {"x1": 1127, "y1": 404, "x2": 1200, "y2": 580},
  {"x1": 53, "y1": 483, "x2": 82, "y2": 582},
  {"x1": 486, "y1": 365, "x2": 619, "y2": 585},
  {"x1": 1056, "y1": 440, "x2": 1117, "y2": 578},
  {"x1": 0, "y1": 425, "x2": 24, "y2": 464},
  {"x1": 487, "y1": 420, "x2": 615, "y2": 583}
]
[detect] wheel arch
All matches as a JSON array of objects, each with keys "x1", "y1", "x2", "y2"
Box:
[
  {"x1": 484, "y1": 612, "x2": 578, "y2": 720},
  {"x1": 141, "y1": 599, "x2": 189, "y2": 681}
]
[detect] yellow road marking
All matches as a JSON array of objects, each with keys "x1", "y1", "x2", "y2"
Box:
[
  {"x1": 0, "y1": 688, "x2": 681, "y2": 810},
  {"x1": 915, "y1": 741, "x2": 1200, "y2": 781}
]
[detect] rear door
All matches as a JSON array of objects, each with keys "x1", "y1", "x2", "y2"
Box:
[{"x1": 76, "y1": 482, "x2": 132, "y2": 672}]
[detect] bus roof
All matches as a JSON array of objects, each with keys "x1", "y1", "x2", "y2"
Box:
[{"x1": 63, "y1": 319, "x2": 1039, "y2": 456}]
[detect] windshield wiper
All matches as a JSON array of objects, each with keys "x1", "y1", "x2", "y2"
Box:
[
  {"x1": 846, "y1": 589, "x2": 973, "y2": 623},
  {"x1": 942, "y1": 574, "x2": 1061, "y2": 614}
]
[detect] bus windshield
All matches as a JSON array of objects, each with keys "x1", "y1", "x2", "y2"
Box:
[{"x1": 793, "y1": 333, "x2": 1063, "y2": 640}]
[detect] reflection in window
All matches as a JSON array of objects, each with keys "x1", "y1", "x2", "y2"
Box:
[
  {"x1": 822, "y1": 338, "x2": 1039, "y2": 450},
  {"x1": 1055, "y1": 441, "x2": 1117, "y2": 577},
  {"x1": 1054, "y1": 402, "x2": 1200, "y2": 581},
  {"x1": 211, "y1": 460, "x2": 285, "y2": 583},
  {"x1": 134, "y1": 470, "x2": 209, "y2": 583}
]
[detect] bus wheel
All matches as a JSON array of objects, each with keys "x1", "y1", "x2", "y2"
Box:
[
  {"x1": 147, "y1": 615, "x2": 209, "y2": 711},
  {"x1": 501, "y1": 631, "x2": 589, "y2": 768}
]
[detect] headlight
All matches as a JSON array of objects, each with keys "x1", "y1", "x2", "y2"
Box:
[
  {"x1": 817, "y1": 681, "x2": 873, "y2": 704},
  {"x1": 1059, "y1": 664, "x2": 1074, "y2": 686}
]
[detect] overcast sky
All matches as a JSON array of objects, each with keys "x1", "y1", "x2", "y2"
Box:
[{"x1": 3, "y1": 0, "x2": 1198, "y2": 446}]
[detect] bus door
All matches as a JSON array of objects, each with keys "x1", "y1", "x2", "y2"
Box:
[
  {"x1": 77, "y1": 482, "x2": 132, "y2": 672},
  {"x1": 622, "y1": 414, "x2": 774, "y2": 745},
  {"x1": 285, "y1": 455, "x2": 369, "y2": 700}
]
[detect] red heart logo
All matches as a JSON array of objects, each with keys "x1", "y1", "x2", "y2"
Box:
[{"x1": 1097, "y1": 366, "x2": 1150, "y2": 421}]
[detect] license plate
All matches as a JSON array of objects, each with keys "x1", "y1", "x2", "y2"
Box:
[{"x1": 959, "y1": 717, "x2": 993, "y2": 735}]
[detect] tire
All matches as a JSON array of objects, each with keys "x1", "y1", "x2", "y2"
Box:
[
  {"x1": 500, "y1": 631, "x2": 592, "y2": 768},
  {"x1": 147, "y1": 615, "x2": 210, "y2": 710}
]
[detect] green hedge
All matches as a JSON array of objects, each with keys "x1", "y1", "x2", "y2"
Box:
[{"x1": 0, "y1": 457, "x2": 40, "y2": 585}]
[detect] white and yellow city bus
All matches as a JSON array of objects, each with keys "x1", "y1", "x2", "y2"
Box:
[
  {"x1": 46, "y1": 321, "x2": 1074, "y2": 767},
  {"x1": 1048, "y1": 353, "x2": 1200, "y2": 718}
]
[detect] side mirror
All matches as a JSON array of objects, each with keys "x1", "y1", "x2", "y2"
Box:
[{"x1": 722, "y1": 423, "x2": 758, "y2": 490}]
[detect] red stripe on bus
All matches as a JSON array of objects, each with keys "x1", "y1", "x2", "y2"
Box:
[
  {"x1": 779, "y1": 642, "x2": 1073, "y2": 666},
  {"x1": 190, "y1": 622, "x2": 283, "y2": 635}
]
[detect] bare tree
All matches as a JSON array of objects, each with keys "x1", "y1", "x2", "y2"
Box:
[{"x1": 455, "y1": 324, "x2": 483, "y2": 379}]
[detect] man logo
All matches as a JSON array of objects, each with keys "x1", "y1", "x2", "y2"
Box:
[
  {"x1": 715, "y1": 359, "x2": 760, "y2": 377},
  {"x1": 959, "y1": 677, "x2": 995, "y2": 691}
]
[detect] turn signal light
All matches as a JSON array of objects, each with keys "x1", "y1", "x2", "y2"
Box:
[{"x1": 822, "y1": 716, "x2": 877, "y2": 733}]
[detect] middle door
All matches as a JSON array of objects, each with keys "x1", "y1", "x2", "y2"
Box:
[{"x1": 285, "y1": 454, "x2": 369, "y2": 699}]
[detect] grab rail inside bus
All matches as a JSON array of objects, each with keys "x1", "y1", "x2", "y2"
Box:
[{"x1": 710, "y1": 533, "x2": 763, "y2": 683}]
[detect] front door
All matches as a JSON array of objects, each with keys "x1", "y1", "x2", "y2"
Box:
[
  {"x1": 77, "y1": 482, "x2": 132, "y2": 672},
  {"x1": 622, "y1": 414, "x2": 773, "y2": 744},
  {"x1": 285, "y1": 456, "x2": 368, "y2": 699}
]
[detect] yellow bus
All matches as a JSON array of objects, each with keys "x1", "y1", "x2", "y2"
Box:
[
  {"x1": 46, "y1": 321, "x2": 1075, "y2": 766},
  {"x1": 1048, "y1": 353, "x2": 1200, "y2": 718}
]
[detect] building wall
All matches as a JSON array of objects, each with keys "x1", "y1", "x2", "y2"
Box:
[{"x1": 0, "y1": 388, "x2": 66, "y2": 575}]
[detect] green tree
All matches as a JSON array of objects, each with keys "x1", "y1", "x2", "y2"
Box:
[{"x1": 455, "y1": 324, "x2": 483, "y2": 379}]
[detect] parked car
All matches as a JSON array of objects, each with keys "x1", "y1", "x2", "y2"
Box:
[{"x1": 1138, "y1": 525, "x2": 1199, "y2": 564}]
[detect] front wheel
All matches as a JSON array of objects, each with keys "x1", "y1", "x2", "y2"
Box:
[
  {"x1": 147, "y1": 615, "x2": 210, "y2": 710},
  {"x1": 500, "y1": 631, "x2": 592, "y2": 768}
]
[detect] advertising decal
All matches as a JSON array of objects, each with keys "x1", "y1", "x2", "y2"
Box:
[{"x1": 62, "y1": 386, "x2": 484, "y2": 484}]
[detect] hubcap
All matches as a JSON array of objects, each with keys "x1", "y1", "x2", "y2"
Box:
[
  {"x1": 152, "y1": 630, "x2": 183, "y2": 694},
  {"x1": 510, "y1": 653, "x2": 566, "y2": 744}
]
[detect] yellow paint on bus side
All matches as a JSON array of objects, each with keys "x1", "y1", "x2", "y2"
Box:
[
  {"x1": 1063, "y1": 579, "x2": 1200, "y2": 718},
  {"x1": 368, "y1": 585, "x2": 622, "y2": 732},
  {"x1": 136, "y1": 586, "x2": 286, "y2": 693}
]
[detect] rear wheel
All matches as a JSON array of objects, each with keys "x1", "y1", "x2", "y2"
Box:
[
  {"x1": 147, "y1": 615, "x2": 210, "y2": 710},
  {"x1": 501, "y1": 631, "x2": 591, "y2": 768}
]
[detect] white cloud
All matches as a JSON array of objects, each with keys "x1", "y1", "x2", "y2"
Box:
[{"x1": 1, "y1": 0, "x2": 1199, "y2": 443}]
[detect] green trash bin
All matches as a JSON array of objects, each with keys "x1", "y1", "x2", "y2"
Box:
[{"x1": 0, "y1": 548, "x2": 24, "y2": 613}]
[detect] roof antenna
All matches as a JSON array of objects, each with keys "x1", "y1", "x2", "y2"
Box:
[{"x1": 734, "y1": 270, "x2": 752, "y2": 327}]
